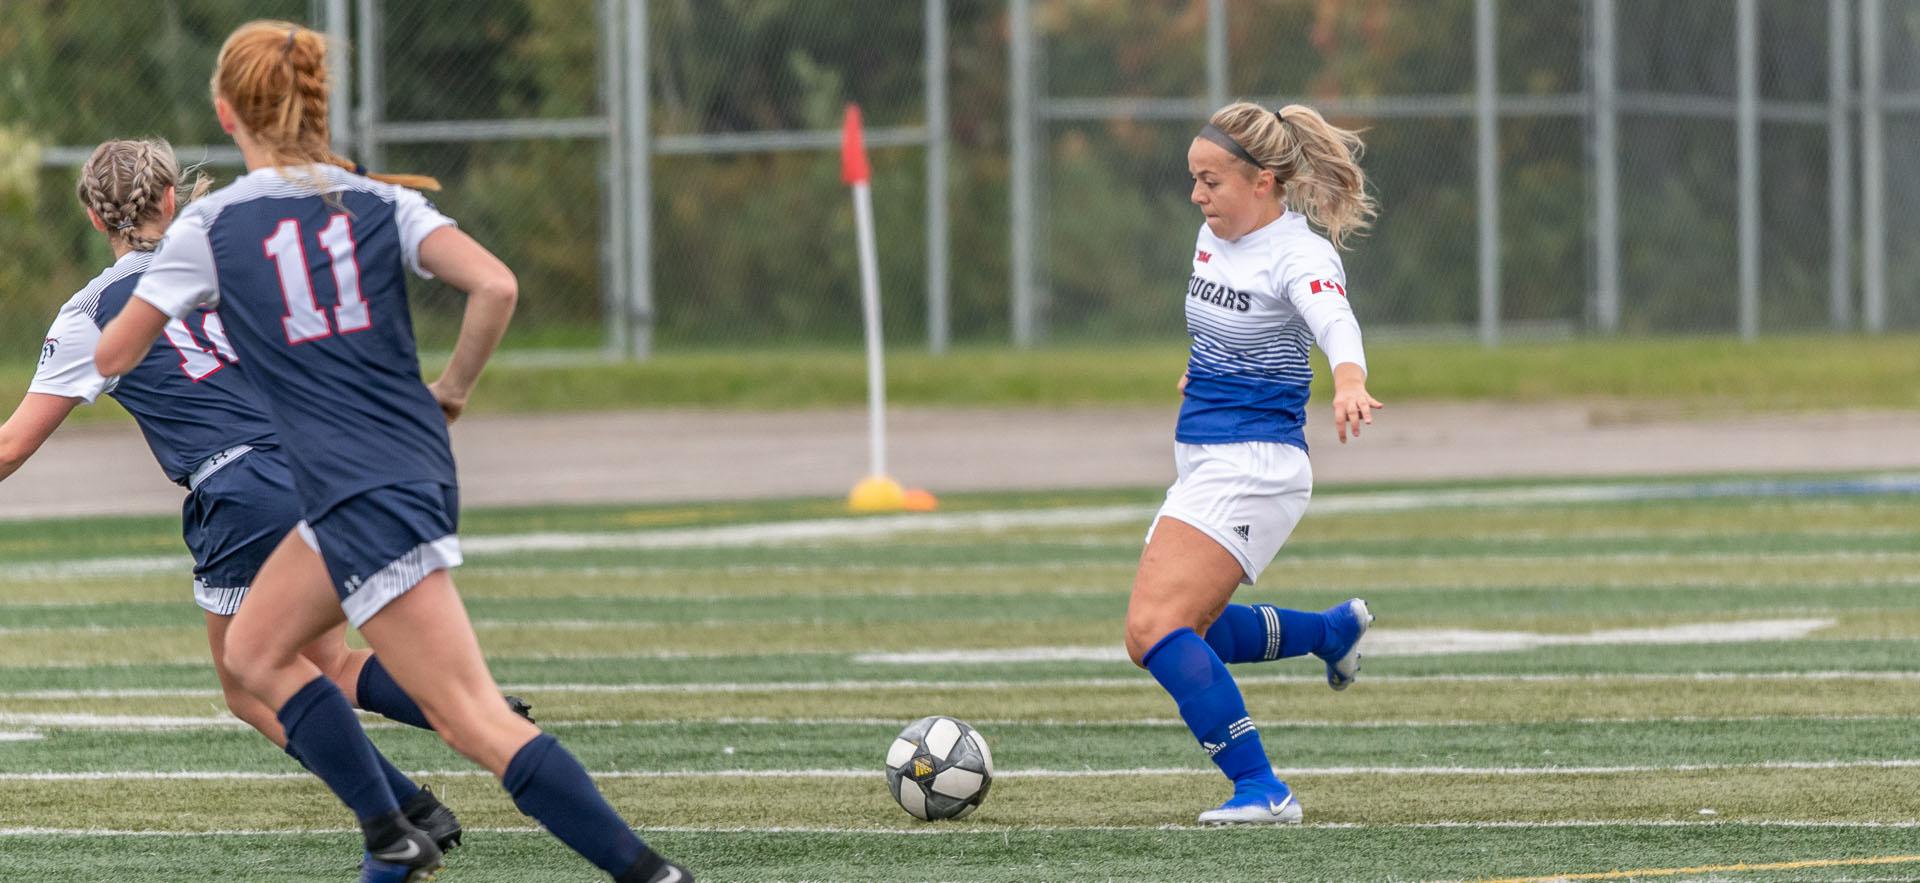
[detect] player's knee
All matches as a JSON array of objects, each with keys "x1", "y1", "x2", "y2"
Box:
[
  {"x1": 1124, "y1": 615, "x2": 1182, "y2": 668},
  {"x1": 222, "y1": 629, "x2": 294, "y2": 694}
]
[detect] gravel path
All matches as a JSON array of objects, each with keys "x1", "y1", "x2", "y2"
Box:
[{"x1": 6, "y1": 404, "x2": 1919, "y2": 520}]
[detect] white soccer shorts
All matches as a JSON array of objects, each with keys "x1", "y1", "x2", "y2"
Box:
[{"x1": 1146, "y1": 441, "x2": 1313, "y2": 585}]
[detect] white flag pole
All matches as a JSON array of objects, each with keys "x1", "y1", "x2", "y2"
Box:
[
  {"x1": 852, "y1": 177, "x2": 887, "y2": 480},
  {"x1": 842, "y1": 104, "x2": 928, "y2": 512}
]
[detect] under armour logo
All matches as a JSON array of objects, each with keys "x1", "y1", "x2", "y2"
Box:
[{"x1": 1232, "y1": 524, "x2": 1250, "y2": 541}]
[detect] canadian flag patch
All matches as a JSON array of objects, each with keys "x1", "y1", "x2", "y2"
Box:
[{"x1": 1309, "y1": 279, "x2": 1347, "y2": 297}]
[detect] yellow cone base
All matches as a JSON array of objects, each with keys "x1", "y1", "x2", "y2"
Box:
[
  {"x1": 849, "y1": 475, "x2": 908, "y2": 512},
  {"x1": 848, "y1": 476, "x2": 938, "y2": 513}
]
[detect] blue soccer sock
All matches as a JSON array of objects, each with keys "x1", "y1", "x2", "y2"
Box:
[
  {"x1": 277, "y1": 676, "x2": 400, "y2": 824},
  {"x1": 503, "y1": 733, "x2": 661, "y2": 878},
  {"x1": 1143, "y1": 628, "x2": 1281, "y2": 788},
  {"x1": 357, "y1": 656, "x2": 432, "y2": 730},
  {"x1": 287, "y1": 741, "x2": 420, "y2": 808},
  {"x1": 1204, "y1": 604, "x2": 1328, "y2": 663}
]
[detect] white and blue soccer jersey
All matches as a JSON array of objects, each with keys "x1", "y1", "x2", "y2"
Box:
[
  {"x1": 133, "y1": 165, "x2": 459, "y2": 519},
  {"x1": 1177, "y1": 211, "x2": 1367, "y2": 450},
  {"x1": 31, "y1": 251, "x2": 278, "y2": 485}
]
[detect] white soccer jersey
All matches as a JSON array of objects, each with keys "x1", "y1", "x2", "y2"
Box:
[{"x1": 1177, "y1": 211, "x2": 1366, "y2": 449}]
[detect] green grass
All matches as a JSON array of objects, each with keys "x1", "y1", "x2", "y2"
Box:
[
  {"x1": 1, "y1": 479, "x2": 1918, "y2": 880},
  {"x1": 8, "y1": 335, "x2": 1920, "y2": 423}
]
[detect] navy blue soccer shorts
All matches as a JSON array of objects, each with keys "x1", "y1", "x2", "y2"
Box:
[
  {"x1": 297, "y1": 481, "x2": 463, "y2": 627},
  {"x1": 184, "y1": 447, "x2": 302, "y2": 616}
]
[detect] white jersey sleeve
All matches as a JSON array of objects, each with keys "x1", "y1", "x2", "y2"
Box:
[
  {"x1": 132, "y1": 210, "x2": 220, "y2": 319},
  {"x1": 28, "y1": 302, "x2": 112, "y2": 404},
  {"x1": 1280, "y1": 246, "x2": 1367, "y2": 375},
  {"x1": 393, "y1": 187, "x2": 458, "y2": 279}
]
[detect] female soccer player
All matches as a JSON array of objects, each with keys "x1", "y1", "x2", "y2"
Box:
[
  {"x1": 95, "y1": 23, "x2": 686, "y2": 883},
  {"x1": 0, "y1": 137, "x2": 476, "y2": 847},
  {"x1": 1124, "y1": 102, "x2": 1383, "y2": 825}
]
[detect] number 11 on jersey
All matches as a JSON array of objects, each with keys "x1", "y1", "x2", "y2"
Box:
[{"x1": 264, "y1": 214, "x2": 370, "y2": 344}]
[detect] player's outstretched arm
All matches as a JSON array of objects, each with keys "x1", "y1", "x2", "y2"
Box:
[
  {"x1": 0, "y1": 393, "x2": 82, "y2": 481},
  {"x1": 94, "y1": 299, "x2": 172, "y2": 379},
  {"x1": 418, "y1": 226, "x2": 518, "y2": 423}
]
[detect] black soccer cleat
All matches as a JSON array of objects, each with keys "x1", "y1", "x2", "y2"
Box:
[
  {"x1": 504, "y1": 694, "x2": 535, "y2": 724},
  {"x1": 645, "y1": 863, "x2": 692, "y2": 883},
  {"x1": 402, "y1": 786, "x2": 462, "y2": 852},
  {"x1": 360, "y1": 823, "x2": 445, "y2": 883},
  {"x1": 617, "y1": 854, "x2": 692, "y2": 883}
]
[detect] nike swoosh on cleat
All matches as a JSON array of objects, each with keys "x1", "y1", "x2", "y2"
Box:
[
  {"x1": 373, "y1": 839, "x2": 422, "y2": 862},
  {"x1": 658, "y1": 869, "x2": 685, "y2": 883}
]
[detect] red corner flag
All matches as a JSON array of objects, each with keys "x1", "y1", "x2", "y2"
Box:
[{"x1": 840, "y1": 103, "x2": 870, "y2": 186}]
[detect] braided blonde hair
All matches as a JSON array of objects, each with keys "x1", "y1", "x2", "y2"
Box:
[
  {"x1": 1208, "y1": 102, "x2": 1378, "y2": 249},
  {"x1": 212, "y1": 21, "x2": 440, "y2": 191},
  {"x1": 75, "y1": 139, "x2": 210, "y2": 252}
]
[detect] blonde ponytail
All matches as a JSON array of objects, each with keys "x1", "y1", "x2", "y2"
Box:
[{"x1": 1206, "y1": 101, "x2": 1378, "y2": 250}]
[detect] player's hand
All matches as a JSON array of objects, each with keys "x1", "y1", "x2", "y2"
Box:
[
  {"x1": 427, "y1": 379, "x2": 468, "y2": 424},
  {"x1": 1330, "y1": 363, "x2": 1382, "y2": 444},
  {"x1": 1177, "y1": 372, "x2": 1189, "y2": 395}
]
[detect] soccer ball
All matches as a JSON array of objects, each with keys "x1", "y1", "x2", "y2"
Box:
[{"x1": 884, "y1": 715, "x2": 993, "y2": 820}]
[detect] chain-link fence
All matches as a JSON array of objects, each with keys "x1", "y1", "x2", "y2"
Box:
[{"x1": 3, "y1": 0, "x2": 1917, "y2": 363}]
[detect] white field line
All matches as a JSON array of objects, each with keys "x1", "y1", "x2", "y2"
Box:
[
  {"x1": 3, "y1": 712, "x2": 1915, "y2": 732},
  {"x1": 0, "y1": 615, "x2": 1861, "y2": 642},
  {"x1": 0, "y1": 731, "x2": 41, "y2": 742},
  {"x1": 855, "y1": 619, "x2": 1839, "y2": 665},
  {"x1": 0, "y1": 820, "x2": 1915, "y2": 838},
  {"x1": 5, "y1": 759, "x2": 1920, "y2": 783},
  {"x1": 7, "y1": 670, "x2": 1920, "y2": 702},
  {"x1": 12, "y1": 546, "x2": 1920, "y2": 585},
  {"x1": 8, "y1": 473, "x2": 1917, "y2": 581}
]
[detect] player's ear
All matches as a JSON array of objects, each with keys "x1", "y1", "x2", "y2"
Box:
[
  {"x1": 161, "y1": 186, "x2": 178, "y2": 220},
  {"x1": 85, "y1": 208, "x2": 107, "y2": 234},
  {"x1": 1255, "y1": 168, "x2": 1278, "y2": 198},
  {"x1": 214, "y1": 97, "x2": 238, "y2": 135}
]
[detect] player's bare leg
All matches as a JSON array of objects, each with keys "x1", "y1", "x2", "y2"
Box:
[
  {"x1": 223, "y1": 530, "x2": 350, "y2": 708},
  {"x1": 224, "y1": 529, "x2": 446, "y2": 880},
  {"x1": 1126, "y1": 516, "x2": 1301, "y2": 824},
  {"x1": 355, "y1": 571, "x2": 537, "y2": 774},
  {"x1": 358, "y1": 571, "x2": 684, "y2": 882},
  {"x1": 1125, "y1": 516, "x2": 1244, "y2": 667}
]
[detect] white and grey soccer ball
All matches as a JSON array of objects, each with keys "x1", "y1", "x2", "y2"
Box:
[{"x1": 884, "y1": 715, "x2": 993, "y2": 820}]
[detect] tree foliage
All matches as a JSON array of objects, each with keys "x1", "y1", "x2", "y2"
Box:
[{"x1": 1, "y1": 0, "x2": 1910, "y2": 358}]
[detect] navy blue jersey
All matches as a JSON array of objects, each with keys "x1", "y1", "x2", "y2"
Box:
[
  {"x1": 31, "y1": 251, "x2": 277, "y2": 485},
  {"x1": 134, "y1": 165, "x2": 459, "y2": 518}
]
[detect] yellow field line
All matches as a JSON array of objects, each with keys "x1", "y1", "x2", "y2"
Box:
[{"x1": 1478, "y1": 854, "x2": 1920, "y2": 882}]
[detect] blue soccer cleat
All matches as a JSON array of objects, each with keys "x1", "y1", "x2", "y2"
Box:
[
  {"x1": 1314, "y1": 598, "x2": 1373, "y2": 691},
  {"x1": 1197, "y1": 780, "x2": 1303, "y2": 825},
  {"x1": 358, "y1": 826, "x2": 444, "y2": 883}
]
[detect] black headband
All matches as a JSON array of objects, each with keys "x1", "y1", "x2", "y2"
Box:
[{"x1": 1198, "y1": 123, "x2": 1259, "y2": 167}]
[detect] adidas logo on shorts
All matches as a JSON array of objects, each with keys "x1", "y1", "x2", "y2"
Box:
[{"x1": 1232, "y1": 524, "x2": 1251, "y2": 541}]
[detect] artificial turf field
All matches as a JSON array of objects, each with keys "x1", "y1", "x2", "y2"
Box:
[{"x1": 0, "y1": 476, "x2": 1916, "y2": 882}]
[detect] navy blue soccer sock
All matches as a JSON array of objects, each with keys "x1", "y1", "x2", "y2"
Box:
[
  {"x1": 503, "y1": 733, "x2": 661, "y2": 877},
  {"x1": 357, "y1": 656, "x2": 433, "y2": 730},
  {"x1": 284, "y1": 732, "x2": 419, "y2": 804},
  {"x1": 277, "y1": 676, "x2": 401, "y2": 824},
  {"x1": 1203, "y1": 604, "x2": 1328, "y2": 663},
  {"x1": 1143, "y1": 628, "x2": 1281, "y2": 788}
]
